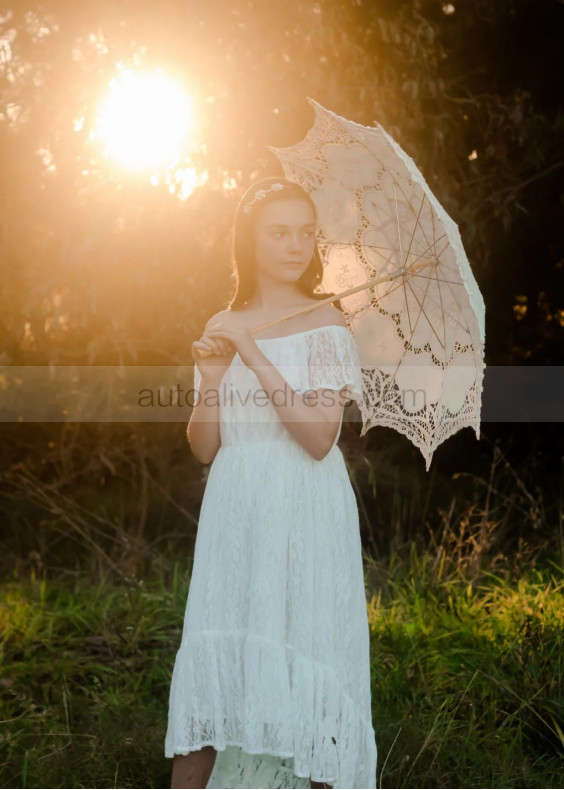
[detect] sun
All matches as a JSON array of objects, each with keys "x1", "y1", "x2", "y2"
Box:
[{"x1": 93, "y1": 68, "x2": 194, "y2": 170}]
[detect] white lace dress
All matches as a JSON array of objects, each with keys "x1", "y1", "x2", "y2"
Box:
[{"x1": 165, "y1": 324, "x2": 378, "y2": 789}]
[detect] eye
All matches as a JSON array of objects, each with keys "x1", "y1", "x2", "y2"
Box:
[{"x1": 272, "y1": 231, "x2": 284, "y2": 239}]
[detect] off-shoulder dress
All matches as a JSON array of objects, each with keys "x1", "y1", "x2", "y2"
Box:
[{"x1": 165, "y1": 324, "x2": 377, "y2": 789}]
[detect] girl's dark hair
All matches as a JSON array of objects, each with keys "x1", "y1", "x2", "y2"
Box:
[{"x1": 227, "y1": 176, "x2": 342, "y2": 312}]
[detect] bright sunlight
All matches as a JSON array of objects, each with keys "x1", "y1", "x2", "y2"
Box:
[{"x1": 93, "y1": 68, "x2": 194, "y2": 171}]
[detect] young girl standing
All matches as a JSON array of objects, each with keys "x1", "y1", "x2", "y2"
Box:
[{"x1": 165, "y1": 177, "x2": 378, "y2": 789}]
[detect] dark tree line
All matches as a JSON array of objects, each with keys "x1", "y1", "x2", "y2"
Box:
[
  {"x1": 0, "y1": 0, "x2": 562, "y2": 367},
  {"x1": 0, "y1": 0, "x2": 562, "y2": 576}
]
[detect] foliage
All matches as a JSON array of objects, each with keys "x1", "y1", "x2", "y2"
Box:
[
  {"x1": 0, "y1": 0, "x2": 562, "y2": 368},
  {"x1": 0, "y1": 552, "x2": 562, "y2": 787},
  {"x1": 1, "y1": 1, "x2": 562, "y2": 569},
  {"x1": 1, "y1": 417, "x2": 562, "y2": 581}
]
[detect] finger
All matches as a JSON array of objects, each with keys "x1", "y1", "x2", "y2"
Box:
[
  {"x1": 207, "y1": 339, "x2": 224, "y2": 355},
  {"x1": 202, "y1": 332, "x2": 231, "y2": 354},
  {"x1": 192, "y1": 340, "x2": 213, "y2": 355},
  {"x1": 192, "y1": 341, "x2": 207, "y2": 356},
  {"x1": 199, "y1": 330, "x2": 235, "y2": 356},
  {"x1": 191, "y1": 343, "x2": 208, "y2": 361},
  {"x1": 207, "y1": 335, "x2": 233, "y2": 354},
  {"x1": 196, "y1": 337, "x2": 220, "y2": 355}
]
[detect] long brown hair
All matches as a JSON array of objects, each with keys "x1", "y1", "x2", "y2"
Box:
[{"x1": 227, "y1": 176, "x2": 342, "y2": 312}]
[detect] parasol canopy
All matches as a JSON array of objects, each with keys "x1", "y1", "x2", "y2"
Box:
[{"x1": 266, "y1": 97, "x2": 486, "y2": 471}]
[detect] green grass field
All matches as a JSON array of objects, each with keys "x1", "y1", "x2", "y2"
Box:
[{"x1": 1, "y1": 552, "x2": 563, "y2": 789}]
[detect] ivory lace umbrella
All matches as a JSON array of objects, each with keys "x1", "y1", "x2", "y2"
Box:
[{"x1": 262, "y1": 98, "x2": 486, "y2": 471}]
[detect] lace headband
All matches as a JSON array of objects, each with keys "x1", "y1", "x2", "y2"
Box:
[{"x1": 242, "y1": 182, "x2": 286, "y2": 213}]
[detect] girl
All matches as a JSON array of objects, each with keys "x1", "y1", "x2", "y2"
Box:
[{"x1": 165, "y1": 177, "x2": 378, "y2": 789}]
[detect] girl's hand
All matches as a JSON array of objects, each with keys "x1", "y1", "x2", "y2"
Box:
[
  {"x1": 191, "y1": 326, "x2": 236, "y2": 382},
  {"x1": 204, "y1": 325, "x2": 263, "y2": 369}
]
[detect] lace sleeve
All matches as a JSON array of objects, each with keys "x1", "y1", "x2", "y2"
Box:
[{"x1": 306, "y1": 327, "x2": 363, "y2": 404}]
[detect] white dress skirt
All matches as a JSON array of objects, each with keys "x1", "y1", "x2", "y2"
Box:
[{"x1": 165, "y1": 324, "x2": 378, "y2": 789}]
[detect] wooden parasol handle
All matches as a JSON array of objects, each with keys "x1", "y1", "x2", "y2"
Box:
[{"x1": 194, "y1": 258, "x2": 435, "y2": 359}]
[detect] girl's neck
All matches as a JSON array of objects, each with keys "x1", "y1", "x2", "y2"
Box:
[{"x1": 245, "y1": 281, "x2": 312, "y2": 313}]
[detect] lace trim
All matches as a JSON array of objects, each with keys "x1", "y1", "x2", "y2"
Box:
[
  {"x1": 305, "y1": 326, "x2": 363, "y2": 403},
  {"x1": 192, "y1": 324, "x2": 363, "y2": 402},
  {"x1": 165, "y1": 629, "x2": 377, "y2": 788}
]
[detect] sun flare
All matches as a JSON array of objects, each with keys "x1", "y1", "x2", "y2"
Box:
[{"x1": 94, "y1": 69, "x2": 194, "y2": 170}]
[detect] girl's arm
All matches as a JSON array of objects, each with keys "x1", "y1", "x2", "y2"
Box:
[
  {"x1": 186, "y1": 371, "x2": 222, "y2": 465},
  {"x1": 187, "y1": 312, "x2": 237, "y2": 465},
  {"x1": 247, "y1": 355, "x2": 348, "y2": 461},
  {"x1": 201, "y1": 315, "x2": 352, "y2": 462},
  {"x1": 189, "y1": 355, "x2": 347, "y2": 463}
]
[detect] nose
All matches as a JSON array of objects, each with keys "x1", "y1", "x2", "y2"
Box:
[{"x1": 287, "y1": 233, "x2": 303, "y2": 252}]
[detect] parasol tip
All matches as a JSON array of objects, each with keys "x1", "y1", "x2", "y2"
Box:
[{"x1": 306, "y1": 96, "x2": 330, "y2": 116}]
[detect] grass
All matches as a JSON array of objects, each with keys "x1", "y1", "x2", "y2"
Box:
[
  {"x1": 366, "y1": 562, "x2": 564, "y2": 787},
  {"x1": 0, "y1": 566, "x2": 188, "y2": 789},
  {"x1": 1, "y1": 553, "x2": 563, "y2": 788}
]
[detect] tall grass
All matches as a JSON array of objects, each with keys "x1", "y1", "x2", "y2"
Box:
[
  {"x1": 1, "y1": 553, "x2": 562, "y2": 788},
  {"x1": 366, "y1": 562, "x2": 564, "y2": 787},
  {"x1": 0, "y1": 566, "x2": 188, "y2": 789},
  {"x1": 1, "y1": 426, "x2": 563, "y2": 786}
]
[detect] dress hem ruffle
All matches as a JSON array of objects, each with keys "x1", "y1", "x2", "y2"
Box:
[
  {"x1": 165, "y1": 629, "x2": 377, "y2": 789},
  {"x1": 165, "y1": 739, "x2": 335, "y2": 783}
]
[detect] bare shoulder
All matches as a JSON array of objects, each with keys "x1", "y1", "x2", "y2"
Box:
[
  {"x1": 309, "y1": 302, "x2": 348, "y2": 329},
  {"x1": 204, "y1": 309, "x2": 235, "y2": 331}
]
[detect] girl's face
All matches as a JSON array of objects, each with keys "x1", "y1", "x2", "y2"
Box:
[{"x1": 253, "y1": 198, "x2": 317, "y2": 284}]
